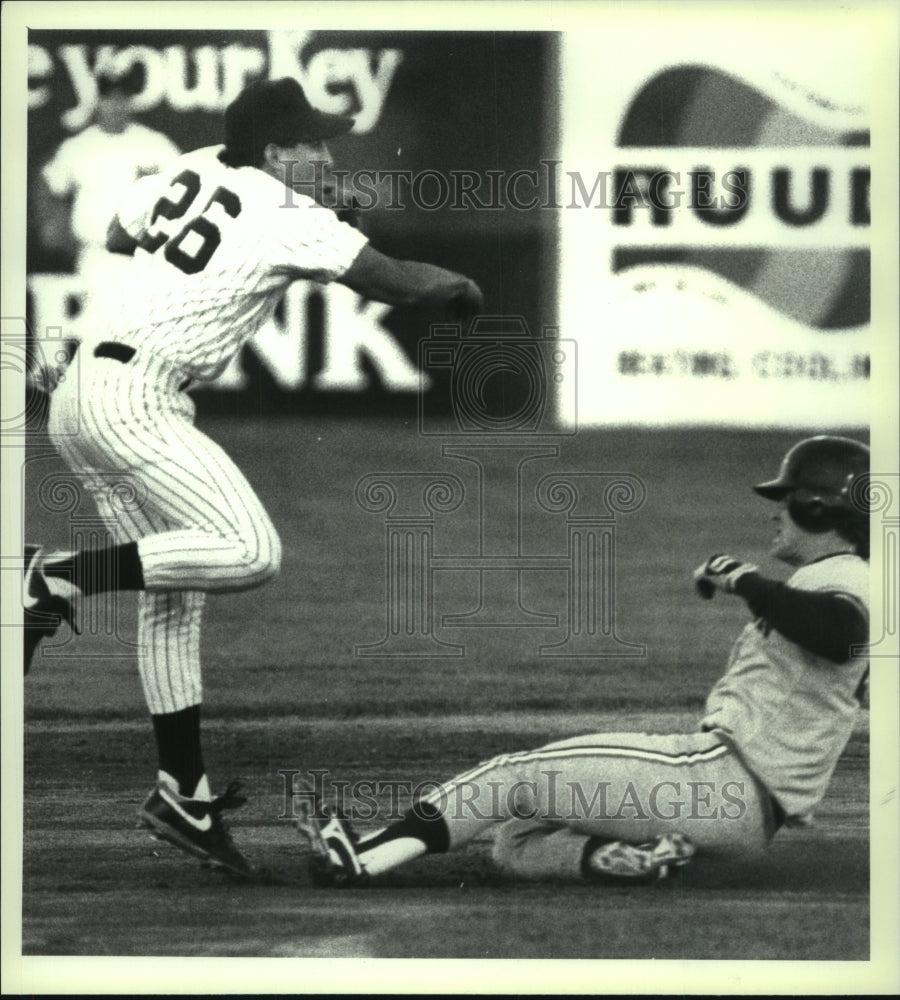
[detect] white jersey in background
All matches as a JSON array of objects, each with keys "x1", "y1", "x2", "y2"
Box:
[
  {"x1": 43, "y1": 122, "x2": 180, "y2": 251},
  {"x1": 42, "y1": 122, "x2": 182, "y2": 341},
  {"x1": 114, "y1": 145, "x2": 368, "y2": 381}
]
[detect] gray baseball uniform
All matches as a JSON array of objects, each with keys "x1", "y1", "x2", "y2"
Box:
[
  {"x1": 325, "y1": 551, "x2": 869, "y2": 881},
  {"x1": 455, "y1": 552, "x2": 870, "y2": 879}
]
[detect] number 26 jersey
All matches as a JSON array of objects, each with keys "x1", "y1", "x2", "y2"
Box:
[{"x1": 115, "y1": 145, "x2": 368, "y2": 382}]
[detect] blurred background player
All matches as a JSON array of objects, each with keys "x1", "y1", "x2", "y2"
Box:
[
  {"x1": 36, "y1": 65, "x2": 180, "y2": 342},
  {"x1": 24, "y1": 76, "x2": 484, "y2": 878},
  {"x1": 296, "y1": 436, "x2": 870, "y2": 886}
]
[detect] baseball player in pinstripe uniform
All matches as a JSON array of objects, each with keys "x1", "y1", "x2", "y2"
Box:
[
  {"x1": 297, "y1": 436, "x2": 870, "y2": 885},
  {"x1": 24, "y1": 77, "x2": 483, "y2": 877}
]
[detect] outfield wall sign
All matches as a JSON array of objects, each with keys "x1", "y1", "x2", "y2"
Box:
[
  {"x1": 25, "y1": 25, "x2": 877, "y2": 427},
  {"x1": 25, "y1": 31, "x2": 554, "y2": 411},
  {"x1": 559, "y1": 16, "x2": 873, "y2": 428}
]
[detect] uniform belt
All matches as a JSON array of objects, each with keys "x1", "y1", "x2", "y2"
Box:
[
  {"x1": 93, "y1": 341, "x2": 193, "y2": 392},
  {"x1": 94, "y1": 342, "x2": 136, "y2": 363}
]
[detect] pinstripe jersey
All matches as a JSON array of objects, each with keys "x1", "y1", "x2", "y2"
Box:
[
  {"x1": 702, "y1": 553, "x2": 869, "y2": 826},
  {"x1": 113, "y1": 145, "x2": 368, "y2": 381}
]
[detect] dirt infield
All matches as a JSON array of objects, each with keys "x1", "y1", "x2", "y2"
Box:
[{"x1": 22, "y1": 713, "x2": 869, "y2": 960}]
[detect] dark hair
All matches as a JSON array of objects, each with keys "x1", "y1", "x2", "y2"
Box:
[
  {"x1": 218, "y1": 146, "x2": 263, "y2": 169},
  {"x1": 97, "y1": 64, "x2": 145, "y2": 98},
  {"x1": 220, "y1": 78, "x2": 354, "y2": 172}
]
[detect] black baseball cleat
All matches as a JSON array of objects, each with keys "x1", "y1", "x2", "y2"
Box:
[
  {"x1": 294, "y1": 779, "x2": 367, "y2": 886},
  {"x1": 138, "y1": 777, "x2": 253, "y2": 878},
  {"x1": 23, "y1": 544, "x2": 79, "y2": 674}
]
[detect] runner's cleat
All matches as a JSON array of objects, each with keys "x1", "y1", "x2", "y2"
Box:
[
  {"x1": 138, "y1": 776, "x2": 252, "y2": 877},
  {"x1": 294, "y1": 779, "x2": 367, "y2": 886},
  {"x1": 23, "y1": 545, "x2": 79, "y2": 674},
  {"x1": 586, "y1": 833, "x2": 695, "y2": 883}
]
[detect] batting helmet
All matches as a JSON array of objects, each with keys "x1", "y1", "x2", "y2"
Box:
[{"x1": 753, "y1": 435, "x2": 869, "y2": 533}]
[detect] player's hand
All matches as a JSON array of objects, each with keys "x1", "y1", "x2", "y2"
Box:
[
  {"x1": 693, "y1": 553, "x2": 758, "y2": 599},
  {"x1": 445, "y1": 278, "x2": 484, "y2": 324}
]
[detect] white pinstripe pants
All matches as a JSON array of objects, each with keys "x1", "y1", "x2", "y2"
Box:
[
  {"x1": 48, "y1": 353, "x2": 282, "y2": 714},
  {"x1": 420, "y1": 730, "x2": 777, "y2": 880}
]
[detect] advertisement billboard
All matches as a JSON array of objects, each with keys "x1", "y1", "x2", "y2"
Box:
[
  {"x1": 26, "y1": 29, "x2": 558, "y2": 413},
  {"x1": 560, "y1": 14, "x2": 878, "y2": 427}
]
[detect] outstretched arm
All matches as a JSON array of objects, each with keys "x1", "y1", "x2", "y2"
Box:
[
  {"x1": 693, "y1": 555, "x2": 867, "y2": 663},
  {"x1": 733, "y1": 574, "x2": 867, "y2": 664},
  {"x1": 338, "y1": 244, "x2": 483, "y2": 321}
]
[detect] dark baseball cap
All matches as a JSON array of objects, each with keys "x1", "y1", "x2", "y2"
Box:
[{"x1": 224, "y1": 77, "x2": 355, "y2": 157}]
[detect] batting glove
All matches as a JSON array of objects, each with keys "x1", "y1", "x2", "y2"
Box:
[{"x1": 693, "y1": 553, "x2": 758, "y2": 599}]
